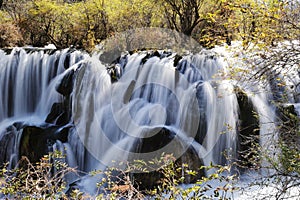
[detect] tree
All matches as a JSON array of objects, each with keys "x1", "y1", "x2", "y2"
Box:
[
  {"x1": 194, "y1": 0, "x2": 235, "y2": 47},
  {"x1": 220, "y1": 0, "x2": 287, "y2": 48},
  {"x1": 161, "y1": 0, "x2": 205, "y2": 36},
  {"x1": 159, "y1": 0, "x2": 236, "y2": 47}
]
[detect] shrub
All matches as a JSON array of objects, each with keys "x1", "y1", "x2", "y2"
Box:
[
  {"x1": 0, "y1": 151, "x2": 76, "y2": 199},
  {"x1": 0, "y1": 152, "x2": 238, "y2": 199}
]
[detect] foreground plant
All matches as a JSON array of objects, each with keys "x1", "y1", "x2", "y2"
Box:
[
  {"x1": 0, "y1": 152, "x2": 238, "y2": 199},
  {"x1": 0, "y1": 150, "x2": 77, "y2": 199}
]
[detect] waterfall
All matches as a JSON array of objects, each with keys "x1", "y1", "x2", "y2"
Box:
[
  {"x1": 71, "y1": 50, "x2": 255, "y2": 170},
  {"x1": 0, "y1": 48, "x2": 86, "y2": 166},
  {"x1": 0, "y1": 48, "x2": 85, "y2": 120},
  {"x1": 0, "y1": 47, "x2": 284, "y2": 190}
]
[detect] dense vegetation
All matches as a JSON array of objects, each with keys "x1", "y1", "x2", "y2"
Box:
[{"x1": 0, "y1": 0, "x2": 299, "y2": 50}]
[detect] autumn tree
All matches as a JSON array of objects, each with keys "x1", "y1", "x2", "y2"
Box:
[
  {"x1": 158, "y1": 0, "x2": 235, "y2": 47},
  {"x1": 217, "y1": 0, "x2": 289, "y2": 48},
  {"x1": 160, "y1": 0, "x2": 205, "y2": 36}
]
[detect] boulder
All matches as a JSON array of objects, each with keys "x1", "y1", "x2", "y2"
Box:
[
  {"x1": 19, "y1": 125, "x2": 69, "y2": 164},
  {"x1": 129, "y1": 127, "x2": 204, "y2": 189}
]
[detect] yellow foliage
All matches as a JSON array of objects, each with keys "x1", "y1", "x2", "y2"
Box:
[
  {"x1": 104, "y1": 0, "x2": 162, "y2": 32},
  {"x1": 0, "y1": 0, "x2": 298, "y2": 50}
]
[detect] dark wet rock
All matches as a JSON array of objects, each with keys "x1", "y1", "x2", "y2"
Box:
[
  {"x1": 130, "y1": 171, "x2": 162, "y2": 190},
  {"x1": 107, "y1": 66, "x2": 119, "y2": 82},
  {"x1": 194, "y1": 82, "x2": 208, "y2": 145},
  {"x1": 141, "y1": 51, "x2": 161, "y2": 64},
  {"x1": 153, "y1": 50, "x2": 161, "y2": 57},
  {"x1": 132, "y1": 127, "x2": 174, "y2": 153},
  {"x1": 161, "y1": 51, "x2": 172, "y2": 58},
  {"x1": 1, "y1": 48, "x2": 13, "y2": 54},
  {"x1": 236, "y1": 89, "x2": 260, "y2": 168},
  {"x1": 12, "y1": 121, "x2": 25, "y2": 130},
  {"x1": 64, "y1": 53, "x2": 71, "y2": 69},
  {"x1": 173, "y1": 54, "x2": 182, "y2": 67},
  {"x1": 130, "y1": 128, "x2": 205, "y2": 189},
  {"x1": 45, "y1": 102, "x2": 70, "y2": 125},
  {"x1": 56, "y1": 69, "x2": 75, "y2": 96},
  {"x1": 46, "y1": 102, "x2": 64, "y2": 123},
  {"x1": 56, "y1": 111, "x2": 70, "y2": 126},
  {"x1": 131, "y1": 147, "x2": 205, "y2": 190},
  {"x1": 19, "y1": 125, "x2": 69, "y2": 164},
  {"x1": 175, "y1": 146, "x2": 205, "y2": 183}
]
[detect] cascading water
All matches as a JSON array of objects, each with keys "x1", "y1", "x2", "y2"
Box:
[
  {"x1": 70, "y1": 50, "x2": 242, "y2": 171},
  {"x1": 0, "y1": 46, "x2": 284, "y2": 192},
  {"x1": 0, "y1": 48, "x2": 87, "y2": 166},
  {"x1": 0, "y1": 48, "x2": 85, "y2": 120}
]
